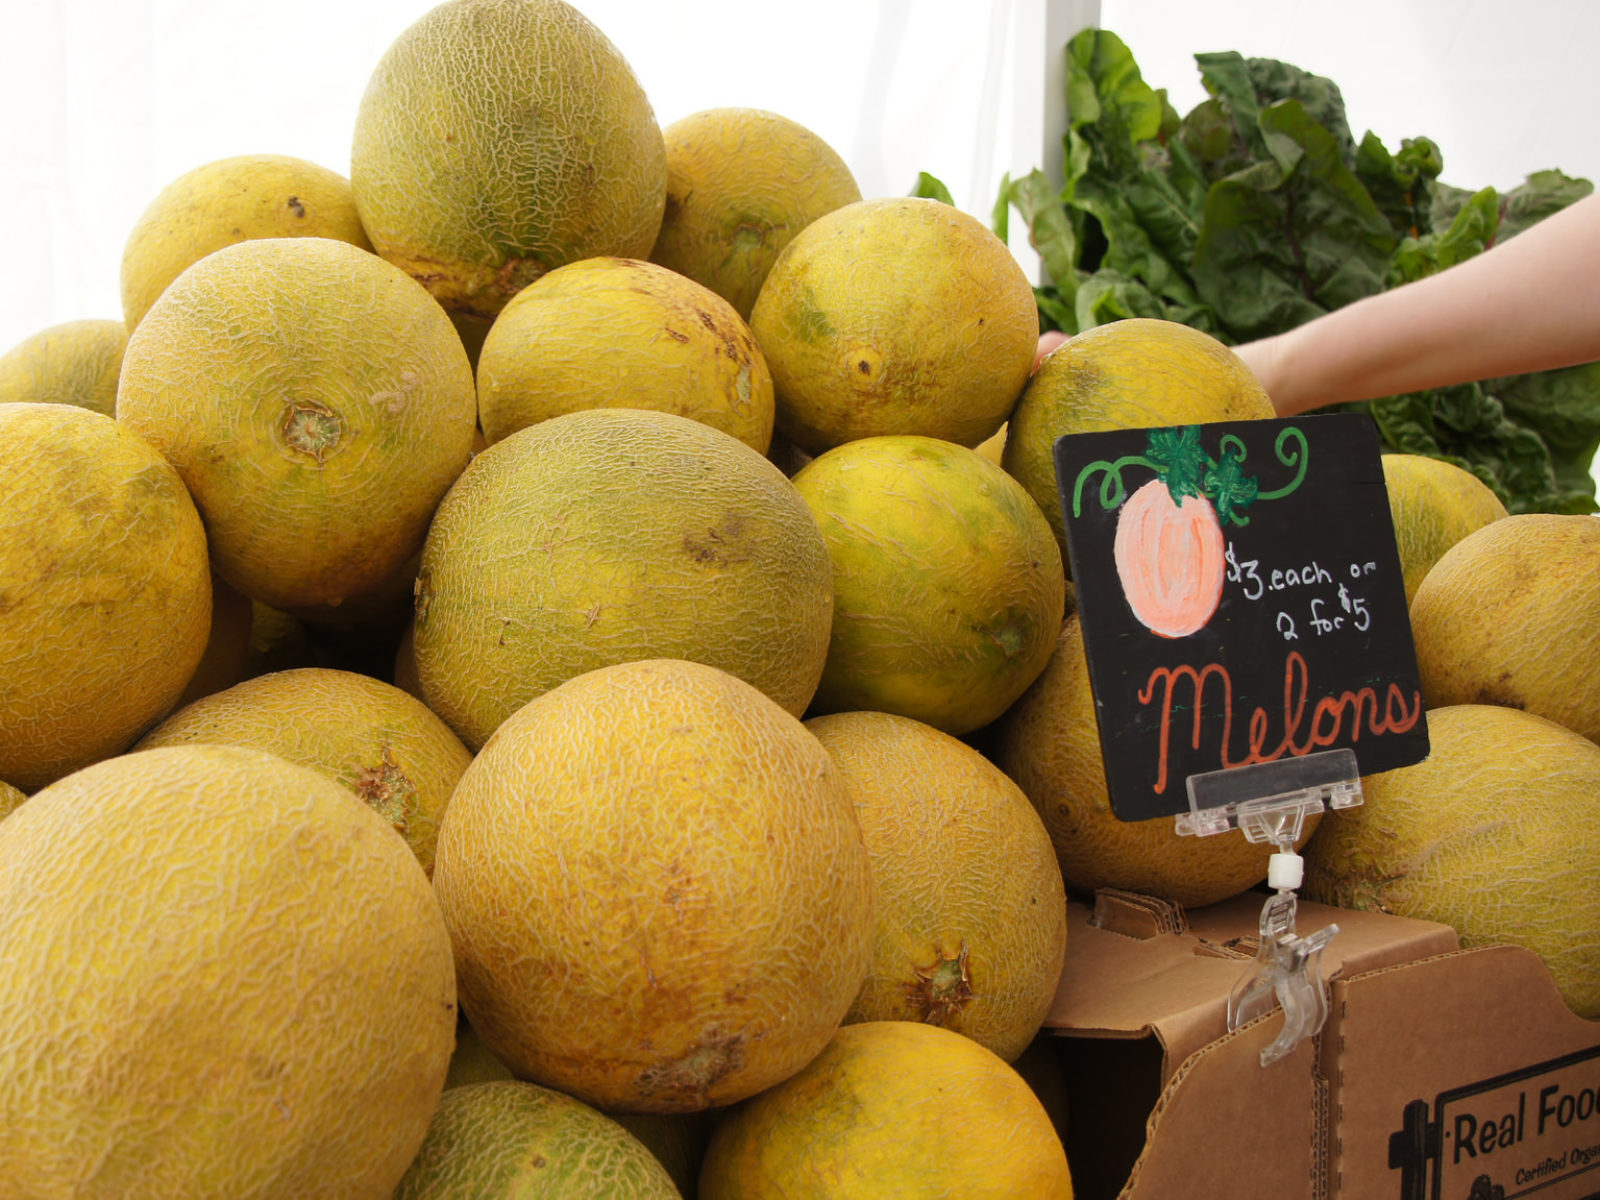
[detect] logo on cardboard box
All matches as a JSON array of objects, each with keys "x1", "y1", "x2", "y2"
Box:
[{"x1": 1388, "y1": 1044, "x2": 1600, "y2": 1198}]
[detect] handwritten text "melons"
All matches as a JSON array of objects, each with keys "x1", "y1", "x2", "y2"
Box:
[{"x1": 1138, "y1": 651, "x2": 1422, "y2": 794}]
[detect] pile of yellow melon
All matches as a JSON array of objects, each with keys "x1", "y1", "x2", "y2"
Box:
[{"x1": 1, "y1": 0, "x2": 1596, "y2": 1196}]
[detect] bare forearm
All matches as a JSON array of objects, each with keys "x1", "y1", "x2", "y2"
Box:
[{"x1": 1236, "y1": 191, "x2": 1600, "y2": 416}]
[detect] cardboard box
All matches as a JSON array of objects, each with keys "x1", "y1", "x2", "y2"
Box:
[{"x1": 1042, "y1": 890, "x2": 1600, "y2": 1199}]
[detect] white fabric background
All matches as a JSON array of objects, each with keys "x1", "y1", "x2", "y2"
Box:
[{"x1": 4, "y1": 0, "x2": 1599, "y2": 356}]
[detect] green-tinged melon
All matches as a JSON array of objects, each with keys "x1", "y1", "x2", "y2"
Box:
[
  {"x1": 350, "y1": 0, "x2": 667, "y2": 320},
  {"x1": 395, "y1": 1081, "x2": 680, "y2": 1198}
]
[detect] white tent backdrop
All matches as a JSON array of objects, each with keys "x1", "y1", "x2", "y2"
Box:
[{"x1": 6, "y1": 0, "x2": 1600, "y2": 358}]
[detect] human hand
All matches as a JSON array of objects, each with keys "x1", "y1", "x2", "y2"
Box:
[{"x1": 1033, "y1": 330, "x2": 1068, "y2": 373}]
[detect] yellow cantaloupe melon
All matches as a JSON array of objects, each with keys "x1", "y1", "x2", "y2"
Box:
[
  {"x1": 0, "y1": 318, "x2": 127, "y2": 414},
  {"x1": 1305, "y1": 704, "x2": 1600, "y2": 1017},
  {"x1": 413, "y1": 407, "x2": 833, "y2": 749},
  {"x1": 0, "y1": 403, "x2": 211, "y2": 791},
  {"x1": 699, "y1": 1021, "x2": 1074, "y2": 1198},
  {"x1": 0, "y1": 744, "x2": 457, "y2": 1198},
  {"x1": 1380, "y1": 452, "x2": 1508, "y2": 606},
  {"x1": 751, "y1": 197, "x2": 1038, "y2": 454},
  {"x1": 116, "y1": 236, "x2": 477, "y2": 610},
  {"x1": 432, "y1": 658, "x2": 874, "y2": 1112},
  {"x1": 135, "y1": 666, "x2": 473, "y2": 875},
  {"x1": 649, "y1": 106, "x2": 861, "y2": 321},
  {"x1": 1410, "y1": 513, "x2": 1600, "y2": 744},
  {"x1": 395, "y1": 1080, "x2": 680, "y2": 1198},
  {"x1": 806, "y1": 710, "x2": 1068, "y2": 1062},
  {"x1": 119, "y1": 153, "x2": 371, "y2": 331},
  {"x1": 475, "y1": 255, "x2": 773, "y2": 452},
  {"x1": 791, "y1": 434, "x2": 1064, "y2": 734}
]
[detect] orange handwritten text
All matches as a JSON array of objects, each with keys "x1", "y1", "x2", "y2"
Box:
[{"x1": 1137, "y1": 651, "x2": 1423, "y2": 794}]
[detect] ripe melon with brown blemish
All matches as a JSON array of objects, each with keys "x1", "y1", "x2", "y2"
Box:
[
  {"x1": 1304, "y1": 703, "x2": 1600, "y2": 1017},
  {"x1": 432, "y1": 657, "x2": 875, "y2": 1113},
  {"x1": 395, "y1": 1081, "x2": 680, "y2": 1199},
  {"x1": 699, "y1": 1021, "x2": 1075, "y2": 1198},
  {"x1": 993, "y1": 612, "x2": 1314, "y2": 907},
  {"x1": 476, "y1": 255, "x2": 774, "y2": 452},
  {"x1": 0, "y1": 403, "x2": 211, "y2": 791},
  {"x1": 649, "y1": 107, "x2": 861, "y2": 321},
  {"x1": 350, "y1": 0, "x2": 667, "y2": 321},
  {"x1": 805, "y1": 710, "x2": 1068, "y2": 1062},
  {"x1": 119, "y1": 154, "x2": 372, "y2": 332},
  {"x1": 750, "y1": 195, "x2": 1038, "y2": 454},
  {"x1": 0, "y1": 744, "x2": 457, "y2": 1199},
  {"x1": 1409, "y1": 513, "x2": 1600, "y2": 743},
  {"x1": 115, "y1": 236, "x2": 477, "y2": 611},
  {"x1": 413, "y1": 407, "x2": 833, "y2": 749},
  {"x1": 791, "y1": 434, "x2": 1064, "y2": 735},
  {"x1": 0, "y1": 318, "x2": 127, "y2": 414},
  {"x1": 135, "y1": 667, "x2": 472, "y2": 875},
  {"x1": 1003, "y1": 318, "x2": 1275, "y2": 561}
]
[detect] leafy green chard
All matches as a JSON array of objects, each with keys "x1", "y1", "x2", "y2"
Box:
[{"x1": 917, "y1": 27, "x2": 1600, "y2": 514}]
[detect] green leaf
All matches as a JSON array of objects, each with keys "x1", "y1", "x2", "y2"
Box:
[
  {"x1": 1498, "y1": 169, "x2": 1595, "y2": 240},
  {"x1": 1073, "y1": 269, "x2": 1168, "y2": 332},
  {"x1": 990, "y1": 170, "x2": 1011, "y2": 242},
  {"x1": 1387, "y1": 186, "x2": 1499, "y2": 285},
  {"x1": 1144, "y1": 426, "x2": 1209, "y2": 501},
  {"x1": 1205, "y1": 446, "x2": 1260, "y2": 526},
  {"x1": 1006, "y1": 169, "x2": 1079, "y2": 291},
  {"x1": 1191, "y1": 98, "x2": 1395, "y2": 341},
  {"x1": 1355, "y1": 133, "x2": 1443, "y2": 241},
  {"x1": 910, "y1": 172, "x2": 955, "y2": 205},
  {"x1": 1489, "y1": 364, "x2": 1600, "y2": 508}
]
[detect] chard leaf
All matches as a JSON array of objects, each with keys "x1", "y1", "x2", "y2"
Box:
[
  {"x1": 1191, "y1": 97, "x2": 1394, "y2": 341},
  {"x1": 1355, "y1": 133, "x2": 1443, "y2": 240},
  {"x1": 1073, "y1": 269, "x2": 1168, "y2": 331},
  {"x1": 1387, "y1": 186, "x2": 1499, "y2": 285},
  {"x1": 1489, "y1": 363, "x2": 1600, "y2": 508},
  {"x1": 1498, "y1": 168, "x2": 1594, "y2": 239},
  {"x1": 1364, "y1": 384, "x2": 1584, "y2": 514},
  {"x1": 1005, "y1": 168, "x2": 1079, "y2": 291},
  {"x1": 990, "y1": 170, "x2": 1011, "y2": 242},
  {"x1": 910, "y1": 172, "x2": 956, "y2": 205}
]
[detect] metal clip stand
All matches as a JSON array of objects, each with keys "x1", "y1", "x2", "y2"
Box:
[{"x1": 1175, "y1": 749, "x2": 1364, "y2": 1066}]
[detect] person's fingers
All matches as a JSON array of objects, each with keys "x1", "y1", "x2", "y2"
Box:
[{"x1": 1033, "y1": 330, "x2": 1069, "y2": 373}]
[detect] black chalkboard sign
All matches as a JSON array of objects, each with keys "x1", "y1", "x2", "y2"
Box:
[{"x1": 1053, "y1": 412, "x2": 1430, "y2": 824}]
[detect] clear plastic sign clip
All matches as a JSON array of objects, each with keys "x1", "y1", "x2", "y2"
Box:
[{"x1": 1175, "y1": 749, "x2": 1363, "y2": 1066}]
